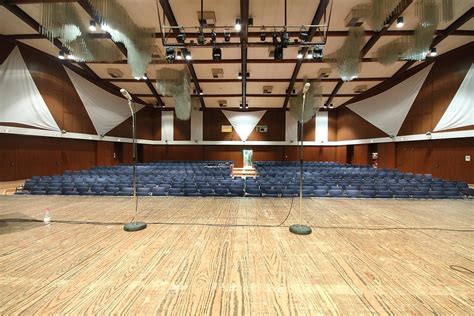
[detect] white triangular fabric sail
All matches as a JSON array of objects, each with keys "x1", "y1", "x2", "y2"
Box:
[
  {"x1": 64, "y1": 66, "x2": 144, "y2": 135},
  {"x1": 434, "y1": 64, "x2": 474, "y2": 132},
  {"x1": 222, "y1": 110, "x2": 266, "y2": 141},
  {"x1": 0, "y1": 47, "x2": 59, "y2": 131},
  {"x1": 347, "y1": 63, "x2": 433, "y2": 136},
  {"x1": 315, "y1": 111, "x2": 328, "y2": 142}
]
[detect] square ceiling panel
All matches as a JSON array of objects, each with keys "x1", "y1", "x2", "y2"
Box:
[
  {"x1": 17, "y1": 39, "x2": 59, "y2": 57},
  {"x1": 247, "y1": 63, "x2": 295, "y2": 79},
  {"x1": 0, "y1": 7, "x2": 37, "y2": 34},
  {"x1": 193, "y1": 63, "x2": 240, "y2": 79},
  {"x1": 337, "y1": 80, "x2": 379, "y2": 94},
  {"x1": 200, "y1": 82, "x2": 242, "y2": 95},
  {"x1": 205, "y1": 96, "x2": 243, "y2": 108},
  {"x1": 169, "y1": 0, "x2": 240, "y2": 28},
  {"x1": 246, "y1": 96, "x2": 285, "y2": 108},
  {"x1": 113, "y1": 81, "x2": 152, "y2": 94},
  {"x1": 298, "y1": 62, "x2": 336, "y2": 79}
]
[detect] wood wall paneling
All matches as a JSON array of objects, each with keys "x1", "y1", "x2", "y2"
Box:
[
  {"x1": 327, "y1": 110, "x2": 337, "y2": 141},
  {"x1": 173, "y1": 112, "x2": 191, "y2": 141},
  {"x1": 351, "y1": 144, "x2": 370, "y2": 165},
  {"x1": 336, "y1": 146, "x2": 347, "y2": 164},
  {"x1": 106, "y1": 107, "x2": 158, "y2": 139},
  {"x1": 0, "y1": 134, "x2": 17, "y2": 181},
  {"x1": 298, "y1": 116, "x2": 315, "y2": 141},
  {"x1": 336, "y1": 107, "x2": 388, "y2": 141},
  {"x1": 247, "y1": 111, "x2": 285, "y2": 141},
  {"x1": 0, "y1": 39, "x2": 16, "y2": 64},
  {"x1": 61, "y1": 139, "x2": 96, "y2": 171},
  {"x1": 377, "y1": 142, "x2": 396, "y2": 169},
  {"x1": 96, "y1": 141, "x2": 116, "y2": 166}
]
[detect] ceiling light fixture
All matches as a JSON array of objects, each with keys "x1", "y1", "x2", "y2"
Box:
[
  {"x1": 260, "y1": 27, "x2": 266, "y2": 41},
  {"x1": 224, "y1": 28, "x2": 231, "y2": 42},
  {"x1": 396, "y1": 16, "x2": 404, "y2": 28},
  {"x1": 235, "y1": 18, "x2": 241, "y2": 31},
  {"x1": 237, "y1": 72, "x2": 243, "y2": 80},
  {"x1": 89, "y1": 20, "x2": 97, "y2": 31},
  {"x1": 165, "y1": 47, "x2": 175, "y2": 61},
  {"x1": 306, "y1": 49, "x2": 313, "y2": 59},
  {"x1": 58, "y1": 49, "x2": 65, "y2": 59},
  {"x1": 297, "y1": 48, "x2": 304, "y2": 59},
  {"x1": 212, "y1": 47, "x2": 222, "y2": 61},
  {"x1": 185, "y1": 51, "x2": 192, "y2": 60},
  {"x1": 176, "y1": 51, "x2": 182, "y2": 60},
  {"x1": 428, "y1": 47, "x2": 437, "y2": 57},
  {"x1": 211, "y1": 30, "x2": 217, "y2": 43},
  {"x1": 274, "y1": 45, "x2": 284, "y2": 60}
]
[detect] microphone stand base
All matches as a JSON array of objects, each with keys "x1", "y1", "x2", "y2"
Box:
[
  {"x1": 123, "y1": 221, "x2": 147, "y2": 232},
  {"x1": 289, "y1": 224, "x2": 312, "y2": 235}
]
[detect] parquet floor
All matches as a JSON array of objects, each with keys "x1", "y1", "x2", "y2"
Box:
[{"x1": 0, "y1": 196, "x2": 473, "y2": 314}]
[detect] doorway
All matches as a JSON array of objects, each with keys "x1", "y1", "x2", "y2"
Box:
[{"x1": 243, "y1": 149, "x2": 253, "y2": 168}]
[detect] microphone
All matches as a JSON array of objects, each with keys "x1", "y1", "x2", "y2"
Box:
[
  {"x1": 120, "y1": 88, "x2": 132, "y2": 101},
  {"x1": 303, "y1": 82, "x2": 310, "y2": 94}
]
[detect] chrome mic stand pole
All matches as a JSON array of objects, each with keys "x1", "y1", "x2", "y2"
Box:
[
  {"x1": 289, "y1": 88, "x2": 312, "y2": 235},
  {"x1": 123, "y1": 99, "x2": 147, "y2": 232}
]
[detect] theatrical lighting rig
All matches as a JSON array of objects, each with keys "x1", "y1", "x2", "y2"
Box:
[{"x1": 165, "y1": 47, "x2": 175, "y2": 61}]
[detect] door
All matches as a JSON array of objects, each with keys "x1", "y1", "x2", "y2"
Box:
[{"x1": 243, "y1": 149, "x2": 253, "y2": 168}]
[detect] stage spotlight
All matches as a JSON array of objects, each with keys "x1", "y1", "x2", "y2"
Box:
[
  {"x1": 185, "y1": 51, "x2": 192, "y2": 60},
  {"x1": 165, "y1": 47, "x2": 175, "y2": 61},
  {"x1": 428, "y1": 47, "x2": 437, "y2": 57},
  {"x1": 89, "y1": 20, "x2": 97, "y2": 31},
  {"x1": 329, "y1": 103, "x2": 334, "y2": 109},
  {"x1": 235, "y1": 18, "x2": 241, "y2": 31},
  {"x1": 306, "y1": 49, "x2": 313, "y2": 59},
  {"x1": 176, "y1": 51, "x2": 182, "y2": 60},
  {"x1": 396, "y1": 16, "x2": 404, "y2": 28},
  {"x1": 211, "y1": 30, "x2": 217, "y2": 43},
  {"x1": 199, "y1": 90, "x2": 204, "y2": 95},
  {"x1": 297, "y1": 48, "x2": 304, "y2": 59},
  {"x1": 177, "y1": 32, "x2": 186, "y2": 42},
  {"x1": 313, "y1": 46, "x2": 323, "y2": 59},
  {"x1": 58, "y1": 49, "x2": 65, "y2": 59},
  {"x1": 212, "y1": 47, "x2": 222, "y2": 61},
  {"x1": 260, "y1": 28, "x2": 266, "y2": 41},
  {"x1": 224, "y1": 29, "x2": 231, "y2": 42},
  {"x1": 281, "y1": 31, "x2": 289, "y2": 47},
  {"x1": 197, "y1": 33, "x2": 206, "y2": 45},
  {"x1": 274, "y1": 45, "x2": 284, "y2": 60},
  {"x1": 272, "y1": 31, "x2": 278, "y2": 44},
  {"x1": 299, "y1": 28, "x2": 308, "y2": 41}
]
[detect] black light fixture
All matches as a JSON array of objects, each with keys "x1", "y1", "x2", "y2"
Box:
[
  {"x1": 329, "y1": 103, "x2": 334, "y2": 109},
  {"x1": 248, "y1": 17, "x2": 254, "y2": 26},
  {"x1": 235, "y1": 18, "x2": 241, "y2": 31},
  {"x1": 176, "y1": 51, "x2": 182, "y2": 60},
  {"x1": 211, "y1": 30, "x2": 217, "y2": 43},
  {"x1": 237, "y1": 72, "x2": 243, "y2": 80},
  {"x1": 396, "y1": 16, "x2": 404, "y2": 28},
  {"x1": 274, "y1": 45, "x2": 284, "y2": 60},
  {"x1": 272, "y1": 31, "x2": 278, "y2": 44},
  {"x1": 428, "y1": 47, "x2": 437, "y2": 57},
  {"x1": 185, "y1": 51, "x2": 192, "y2": 60},
  {"x1": 299, "y1": 28, "x2": 308, "y2": 42},
  {"x1": 260, "y1": 27, "x2": 266, "y2": 41},
  {"x1": 224, "y1": 29, "x2": 231, "y2": 42},
  {"x1": 313, "y1": 45, "x2": 323, "y2": 60},
  {"x1": 197, "y1": 31, "x2": 206, "y2": 45},
  {"x1": 306, "y1": 49, "x2": 313, "y2": 59},
  {"x1": 177, "y1": 32, "x2": 186, "y2": 42},
  {"x1": 212, "y1": 47, "x2": 222, "y2": 61},
  {"x1": 58, "y1": 48, "x2": 65, "y2": 60},
  {"x1": 165, "y1": 47, "x2": 175, "y2": 61},
  {"x1": 297, "y1": 48, "x2": 304, "y2": 59},
  {"x1": 281, "y1": 30, "x2": 289, "y2": 47},
  {"x1": 89, "y1": 20, "x2": 97, "y2": 31}
]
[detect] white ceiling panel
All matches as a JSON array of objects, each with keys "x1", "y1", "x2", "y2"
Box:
[{"x1": 0, "y1": 6, "x2": 37, "y2": 34}]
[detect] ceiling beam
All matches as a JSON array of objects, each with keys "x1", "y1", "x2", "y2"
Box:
[
  {"x1": 107, "y1": 77, "x2": 388, "y2": 83},
  {"x1": 282, "y1": 0, "x2": 330, "y2": 109},
  {"x1": 134, "y1": 93, "x2": 359, "y2": 98},
  {"x1": 159, "y1": 0, "x2": 206, "y2": 109},
  {"x1": 324, "y1": 0, "x2": 413, "y2": 108},
  {"x1": 240, "y1": 0, "x2": 249, "y2": 110}
]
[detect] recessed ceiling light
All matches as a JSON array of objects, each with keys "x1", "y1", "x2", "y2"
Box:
[{"x1": 235, "y1": 18, "x2": 241, "y2": 31}]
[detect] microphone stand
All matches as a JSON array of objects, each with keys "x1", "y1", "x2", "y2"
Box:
[
  {"x1": 289, "y1": 89, "x2": 312, "y2": 235},
  {"x1": 123, "y1": 99, "x2": 147, "y2": 232}
]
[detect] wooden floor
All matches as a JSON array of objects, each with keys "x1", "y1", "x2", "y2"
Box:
[{"x1": 0, "y1": 196, "x2": 473, "y2": 314}]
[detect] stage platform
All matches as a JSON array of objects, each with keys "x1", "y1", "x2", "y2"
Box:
[{"x1": 0, "y1": 196, "x2": 473, "y2": 314}]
